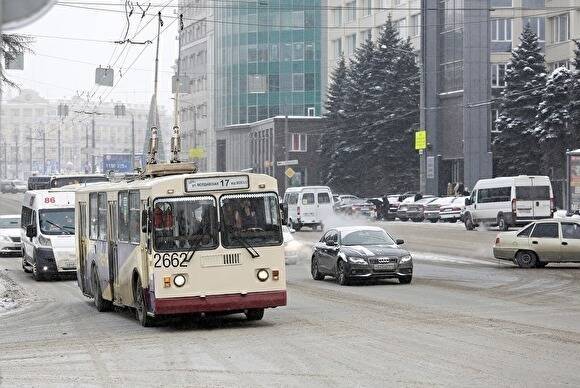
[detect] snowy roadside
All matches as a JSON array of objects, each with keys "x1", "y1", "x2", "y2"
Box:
[{"x1": 0, "y1": 268, "x2": 28, "y2": 315}]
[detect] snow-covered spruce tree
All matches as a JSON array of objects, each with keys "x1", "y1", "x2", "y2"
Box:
[
  {"x1": 493, "y1": 24, "x2": 546, "y2": 176},
  {"x1": 535, "y1": 67, "x2": 573, "y2": 180},
  {"x1": 369, "y1": 20, "x2": 420, "y2": 193},
  {"x1": 320, "y1": 55, "x2": 347, "y2": 185},
  {"x1": 568, "y1": 40, "x2": 580, "y2": 149},
  {"x1": 327, "y1": 38, "x2": 376, "y2": 194}
]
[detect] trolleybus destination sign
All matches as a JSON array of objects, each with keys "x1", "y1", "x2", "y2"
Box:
[{"x1": 185, "y1": 175, "x2": 250, "y2": 192}]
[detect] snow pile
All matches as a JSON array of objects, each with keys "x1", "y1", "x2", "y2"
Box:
[{"x1": 0, "y1": 270, "x2": 26, "y2": 314}]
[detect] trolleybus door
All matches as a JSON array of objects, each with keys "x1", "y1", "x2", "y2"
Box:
[
  {"x1": 78, "y1": 202, "x2": 89, "y2": 293},
  {"x1": 107, "y1": 201, "x2": 119, "y2": 302}
]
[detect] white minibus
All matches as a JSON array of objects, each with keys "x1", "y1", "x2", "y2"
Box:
[
  {"x1": 283, "y1": 186, "x2": 334, "y2": 231},
  {"x1": 21, "y1": 190, "x2": 76, "y2": 280}
]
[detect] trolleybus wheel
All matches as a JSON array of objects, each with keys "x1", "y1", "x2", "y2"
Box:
[
  {"x1": 92, "y1": 267, "x2": 112, "y2": 312},
  {"x1": 134, "y1": 277, "x2": 155, "y2": 327},
  {"x1": 245, "y1": 308, "x2": 264, "y2": 321},
  {"x1": 22, "y1": 257, "x2": 32, "y2": 273}
]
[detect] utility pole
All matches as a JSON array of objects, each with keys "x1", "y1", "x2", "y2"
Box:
[
  {"x1": 153, "y1": 12, "x2": 162, "y2": 119},
  {"x1": 42, "y1": 129, "x2": 46, "y2": 174}
]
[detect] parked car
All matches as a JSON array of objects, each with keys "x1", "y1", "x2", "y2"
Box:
[
  {"x1": 406, "y1": 197, "x2": 438, "y2": 222},
  {"x1": 493, "y1": 219, "x2": 580, "y2": 268},
  {"x1": 396, "y1": 197, "x2": 416, "y2": 222},
  {"x1": 0, "y1": 214, "x2": 22, "y2": 256},
  {"x1": 282, "y1": 226, "x2": 300, "y2": 265},
  {"x1": 347, "y1": 199, "x2": 376, "y2": 217},
  {"x1": 11, "y1": 180, "x2": 27, "y2": 193},
  {"x1": 334, "y1": 195, "x2": 360, "y2": 212},
  {"x1": 0, "y1": 180, "x2": 12, "y2": 193},
  {"x1": 439, "y1": 196, "x2": 468, "y2": 223},
  {"x1": 424, "y1": 196, "x2": 463, "y2": 223},
  {"x1": 311, "y1": 226, "x2": 413, "y2": 285},
  {"x1": 464, "y1": 175, "x2": 554, "y2": 231},
  {"x1": 283, "y1": 186, "x2": 334, "y2": 231}
]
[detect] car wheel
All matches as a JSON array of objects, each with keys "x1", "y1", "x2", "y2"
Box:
[
  {"x1": 398, "y1": 275, "x2": 412, "y2": 284},
  {"x1": 429, "y1": 219, "x2": 438, "y2": 223},
  {"x1": 311, "y1": 257, "x2": 325, "y2": 280},
  {"x1": 336, "y1": 260, "x2": 349, "y2": 286},
  {"x1": 412, "y1": 218, "x2": 422, "y2": 222},
  {"x1": 498, "y1": 215, "x2": 509, "y2": 231},
  {"x1": 245, "y1": 308, "x2": 264, "y2": 321},
  {"x1": 134, "y1": 276, "x2": 155, "y2": 327},
  {"x1": 515, "y1": 250, "x2": 538, "y2": 268},
  {"x1": 22, "y1": 257, "x2": 32, "y2": 273},
  {"x1": 535, "y1": 261, "x2": 548, "y2": 268},
  {"x1": 32, "y1": 262, "x2": 44, "y2": 281},
  {"x1": 464, "y1": 214, "x2": 475, "y2": 231},
  {"x1": 400, "y1": 217, "x2": 408, "y2": 222},
  {"x1": 450, "y1": 219, "x2": 457, "y2": 223}
]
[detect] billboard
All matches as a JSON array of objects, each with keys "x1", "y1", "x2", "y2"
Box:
[{"x1": 103, "y1": 154, "x2": 134, "y2": 173}]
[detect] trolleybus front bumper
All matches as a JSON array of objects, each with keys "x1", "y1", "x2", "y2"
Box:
[{"x1": 151, "y1": 290, "x2": 287, "y2": 315}]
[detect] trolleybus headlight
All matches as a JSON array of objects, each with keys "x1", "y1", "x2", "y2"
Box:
[
  {"x1": 173, "y1": 274, "x2": 186, "y2": 287},
  {"x1": 257, "y1": 269, "x2": 269, "y2": 282}
]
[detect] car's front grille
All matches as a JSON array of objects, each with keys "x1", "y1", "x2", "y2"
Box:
[
  {"x1": 368, "y1": 257, "x2": 398, "y2": 264},
  {"x1": 10, "y1": 237, "x2": 21, "y2": 243}
]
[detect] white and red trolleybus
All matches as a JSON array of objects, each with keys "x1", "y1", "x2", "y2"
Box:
[{"x1": 74, "y1": 164, "x2": 286, "y2": 326}]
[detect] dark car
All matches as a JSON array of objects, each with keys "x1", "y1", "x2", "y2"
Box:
[{"x1": 311, "y1": 226, "x2": 413, "y2": 285}]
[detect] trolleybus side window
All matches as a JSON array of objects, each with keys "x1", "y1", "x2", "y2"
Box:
[
  {"x1": 153, "y1": 196, "x2": 218, "y2": 251},
  {"x1": 98, "y1": 193, "x2": 107, "y2": 240},
  {"x1": 129, "y1": 191, "x2": 140, "y2": 244},
  {"x1": 118, "y1": 191, "x2": 130, "y2": 242},
  {"x1": 89, "y1": 193, "x2": 98, "y2": 239},
  {"x1": 220, "y1": 193, "x2": 283, "y2": 248}
]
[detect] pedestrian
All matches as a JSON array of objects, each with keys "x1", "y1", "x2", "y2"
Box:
[{"x1": 381, "y1": 194, "x2": 390, "y2": 220}]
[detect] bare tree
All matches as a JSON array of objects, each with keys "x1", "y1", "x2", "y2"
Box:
[{"x1": 1, "y1": 33, "x2": 33, "y2": 88}]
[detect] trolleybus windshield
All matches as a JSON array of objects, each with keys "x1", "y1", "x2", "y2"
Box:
[
  {"x1": 220, "y1": 193, "x2": 282, "y2": 248},
  {"x1": 153, "y1": 196, "x2": 219, "y2": 251}
]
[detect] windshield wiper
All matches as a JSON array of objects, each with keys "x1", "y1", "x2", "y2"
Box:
[
  {"x1": 233, "y1": 234, "x2": 260, "y2": 258},
  {"x1": 182, "y1": 235, "x2": 206, "y2": 265},
  {"x1": 44, "y1": 220, "x2": 72, "y2": 235}
]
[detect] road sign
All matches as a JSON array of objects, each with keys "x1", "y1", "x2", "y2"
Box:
[
  {"x1": 415, "y1": 130, "x2": 427, "y2": 150},
  {"x1": 277, "y1": 160, "x2": 298, "y2": 166},
  {"x1": 95, "y1": 66, "x2": 114, "y2": 87},
  {"x1": 285, "y1": 167, "x2": 295, "y2": 178},
  {"x1": 189, "y1": 147, "x2": 205, "y2": 159},
  {"x1": 426, "y1": 156, "x2": 435, "y2": 179},
  {"x1": 2, "y1": 0, "x2": 56, "y2": 30}
]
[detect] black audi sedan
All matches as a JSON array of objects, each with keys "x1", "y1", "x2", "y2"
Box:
[{"x1": 311, "y1": 226, "x2": 413, "y2": 285}]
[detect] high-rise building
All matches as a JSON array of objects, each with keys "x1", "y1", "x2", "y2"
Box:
[
  {"x1": 177, "y1": 0, "x2": 214, "y2": 172},
  {"x1": 214, "y1": 0, "x2": 324, "y2": 126},
  {"x1": 325, "y1": 0, "x2": 422, "y2": 84},
  {"x1": 490, "y1": 0, "x2": 580, "y2": 133}
]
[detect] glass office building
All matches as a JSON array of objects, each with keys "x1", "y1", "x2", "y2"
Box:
[{"x1": 214, "y1": 0, "x2": 322, "y2": 127}]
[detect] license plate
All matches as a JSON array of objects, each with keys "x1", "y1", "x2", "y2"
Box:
[{"x1": 374, "y1": 263, "x2": 396, "y2": 270}]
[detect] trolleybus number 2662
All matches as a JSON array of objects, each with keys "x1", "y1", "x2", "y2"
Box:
[{"x1": 153, "y1": 252, "x2": 192, "y2": 268}]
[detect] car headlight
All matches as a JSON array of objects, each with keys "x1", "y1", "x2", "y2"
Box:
[
  {"x1": 38, "y1": 235, "x2": 52, "y2": 247},
  {"x1": 0, "y1": 235, "x2": 11, "y2": 242},
  {"x1": 400, "y1": 254, "x2": 412, "y2": 263},
  {"x1": 348, "y1": 256, "x2": 368, "y2": 265},
  {"x1": 173, "y1": 274, "x2": 186, "y2": 287}
]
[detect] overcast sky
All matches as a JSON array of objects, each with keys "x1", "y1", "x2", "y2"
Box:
[{"x1": 4, "y1": 1, "x2": 178, "y2": 112}]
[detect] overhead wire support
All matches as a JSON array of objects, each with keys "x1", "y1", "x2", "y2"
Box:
[{"x1": 171, "y1": 13, "x2": 184, "y2": 164}]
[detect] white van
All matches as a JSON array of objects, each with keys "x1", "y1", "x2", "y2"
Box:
[
  {"x1": 283, "y1": 186, "x2": 334, "y2": 231},
  {"x1": 464, "y1": 176, "x2": 554, "y2": 231},
  {"x1": 20, "y1": 190, "x2": 76, "y2": 280}
]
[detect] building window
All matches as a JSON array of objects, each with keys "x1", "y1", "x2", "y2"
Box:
[
  {"x1": 410, "y1": 14, "x2": 420, "y2": 37},
  {"x1": 360, "y1": 29, "x2": 371, "y2": 42},
  {"x1": 551, "y1": 14, "x2": 569, "y2": 43},
  {"x1": 490, "y1": 0, "x2": 512, "y2": 6},
  {"x1": 346, "y1": 34, "x2": 357, "y2": 57},
  {"x1": 524, "y1": 17, "x2": 545, "y2": 41},
  {"x1": 345, "y1": 1, "x2": 356, "y2": 22},
  {"x1": 491, "y1": 63, "x2": 507, "y2": 88},
  {"x1": 332, "y1": 7, "x2": 342, "y2": 26},
  {"x1": 293, "y1": 42, "x2": 304, "y2": 61},
  {"x1": 491, "y1": 109, "x2": 500, "y2": 133},
  {"x1": 248, "y1": 75, "x2": 267, "y2": 93},
  {"x1": 293, "y1": 73, "x2": 304, "y2": 91},
  {"x1": 291, "y1": 133, "x2": 307, "y2": 152},
  {"x1": 361, "y1": 0, "x2": 372, "y2": 17},
  {"x1": 491, "y1": 19, "x2": 512, "y2": 42},
  {"x1": 307, "y1": 107, "x2": 316, "y2": 116},
  {"x1": 332, "y1": 38, "x2": 342, "y2": 58},
  {"x1": 394, "y1": 18, "x2": 407, "y2": 40},
  {"x1": 550, "y1": 60, "x2": 570, "y2": 70}
]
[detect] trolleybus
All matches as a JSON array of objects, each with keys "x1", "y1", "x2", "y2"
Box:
[
  {"x1": 28, "y1": 174, "x2": 108, "y2": 190},
  {"x1": 74, "y1": 165, "x2": 287, "y2": 326}
]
